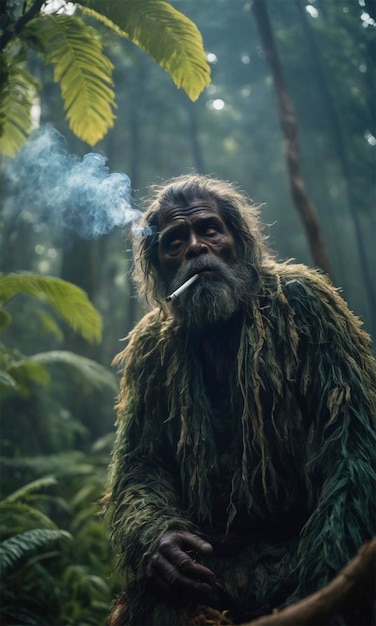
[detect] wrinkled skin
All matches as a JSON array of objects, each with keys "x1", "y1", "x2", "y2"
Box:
[{"x1": 146, "y1": 530, "x2": 214, "y2": 595}]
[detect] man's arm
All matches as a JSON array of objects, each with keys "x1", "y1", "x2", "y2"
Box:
[
  {"x1": 107, "y1": 313, "x2": 214, "y2": 593},
  {"x1": 285, "y1": 275, "x2": 376, "y2": 602}
]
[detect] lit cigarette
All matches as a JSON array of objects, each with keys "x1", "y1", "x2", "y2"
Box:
[{"x1": 165, "y1": 274, "x2": 199, "y2": 302}]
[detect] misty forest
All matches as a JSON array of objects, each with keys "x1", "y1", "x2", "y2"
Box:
[{"x1": 0, "y1": 0, "x2": 375, "y2": 624}]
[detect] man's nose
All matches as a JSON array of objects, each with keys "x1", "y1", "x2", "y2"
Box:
[{"x1": 185, "y1": 232, "x2": 209, "y2": 258}]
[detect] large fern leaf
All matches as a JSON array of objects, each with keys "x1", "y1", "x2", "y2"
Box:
[
  {"x1": 23, "y1": 14, "x2": 116, "y2": 146},
  {"x1": 30, "y1": 350, "x2": 118, "y2": 391},
  {"x1": 0, "y1": 528, "x2": 72, "y2": 577},
  {"x1": 0, "y1": 51, "x2": 38, "y2": 157},
  {"x1": 79, "y1": 0, "x2": 211, "y2": 101},
  {"x1": 0, "y1": 273, "x2": 102, "y2": 343}
]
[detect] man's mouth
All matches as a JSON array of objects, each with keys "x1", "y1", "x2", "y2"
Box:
[{"x1": 197, "y1": 269, "x2": 215, "y2": 277}]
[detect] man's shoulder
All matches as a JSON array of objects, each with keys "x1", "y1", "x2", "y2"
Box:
[
  {"x1": 112, "y1": 307, "x2": 173, "y2": 369},
  {"x1": 264, "y1": 262, "x2": 340, "y2": 304}
]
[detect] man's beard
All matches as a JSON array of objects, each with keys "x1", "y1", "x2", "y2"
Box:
[{"x1": 168, "y1": 255, "x2": 254, "y2": 328}]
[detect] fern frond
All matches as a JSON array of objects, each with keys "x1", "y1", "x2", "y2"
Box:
[
  {"x1": 79, "y1": 0, "x2": 211, "y2": 101},
  {"x1": 0, "y1": 273, "x2": 102, "y2": 343},
  {"x1": 30, "y1": 350, "x2": 118, "y2": 391},
  {"x1": 0, "y1": 51, "x2": 38, "y2": 156},
  {"x1": 0, "y1": 451, "x2": 95, "y2": 480},
  {"x1": 3, "y1": 476, "x2": 57, "y2": 504},
  {"x1": 0, "y1": 502, "x2": 57, "y2": 535},
  {"x1": 0, "y1": 528, "x2": 72, "y2": 577},
  {"x1": 23, "y1": 14, "x2": 116, "y2": 145}
]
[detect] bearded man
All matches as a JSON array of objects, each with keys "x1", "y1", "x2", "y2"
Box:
[{"x1": 105, "y1": 174, "x2": 376, "y2": 625}]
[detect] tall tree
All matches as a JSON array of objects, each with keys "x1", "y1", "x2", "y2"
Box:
[
  {"x1": 295, "y1": 0, "x2": 375, "y2": 331},
  {"x1": 252, "y1": 0, "x2": 332, "y2": 275}
]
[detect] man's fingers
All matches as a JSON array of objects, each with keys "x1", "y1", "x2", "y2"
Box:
[
  {"x1": 175, "y1": 531, "x2": 214, "y2": 555},
  {"x1": 147, "y1": 548, "x2": 214, "y2": 593}
]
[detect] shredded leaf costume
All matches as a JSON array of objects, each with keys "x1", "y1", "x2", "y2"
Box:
[{"x1": 107, "y1": 263, "x2": 376, "y2": 625}]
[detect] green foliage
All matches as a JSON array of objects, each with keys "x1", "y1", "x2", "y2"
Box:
[
  {"x1": 0, "y1": 453, "x2": 120, "y2": 625},
  {"x1": 0, "y1": 50, "x2": 39, "y2": 157},
  {"x1": 0, "y1": 528, "x2": 72, "y2": 578},
  {"x1": 2, "y1": 475, "x2": 58, "y2": 504},
  {"x1": 24, "y1": 14, "x2": 116, "y2": 146},
  {"x1": 0, "y1": 272, "x2": 114, "y2": 401},
  {"x1": 0, "y1": 268, "x2": 119, "y2": 622},
  {"x1": 0, "y1": 0, "x2": 210, "y2": 154},
  {"x1": 80, "y1": 0, "x2": 211, "y2": 101},
  {"x1": 2, "y1": 349, "x2": 118, "y2": 397},
  {"x1": 0, "y1": 272, "x2": 102, "y2": 343}
]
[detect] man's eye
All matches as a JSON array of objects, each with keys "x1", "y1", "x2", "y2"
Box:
[
  {"x1": 166, "y1": 238, "x2": 184, "y2": 254},
  {"x1": 204, "y1": 226, "x2": 219, "y2": 237}
]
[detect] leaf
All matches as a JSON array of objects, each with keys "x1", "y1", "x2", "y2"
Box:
[
  {"x1": 0, "y1": 502, "x2": 58, "y2": 535},
  {"x1": 0, "y1": 528, "x2": 72, "y2": 577},
  {"x1": 0, "y1": 273, "x2": 102, "y2": 343},
  {"x1": 30, "y1": 350, "x2": 118, "y2": 391},
  {"x1": 23, "y1": 14, "x2": 116, "y2": 146},
  {"x1": 7, "y1": 359, "x2": 51, "y2": 393},
  {"x1": 3, "y1": 476, "x2": 57, "y2": 504},
  {"x1": 0, "y1": 370, "x2": 19, "y2": 391},
  {"x1": 79, "y1": 0, "x2": 211, "y2": 101},
  {"x1": 0, "y1": 51, "x2": 38, "y2": 157},
  {"x1": 0, "y1": 309, "x2": 12, "y2": 331}
]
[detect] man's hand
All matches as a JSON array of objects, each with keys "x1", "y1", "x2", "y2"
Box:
[{"x1": 146, "y1": 530, "x2": 215, "y2": 595}]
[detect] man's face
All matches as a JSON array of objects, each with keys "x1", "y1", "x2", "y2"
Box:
[
  {"x1": 156, "y1": 202, "x2": 249, "y2": 328},
  {"x1": 157, "y1": 202, "x2": 237, "y2": 282}
]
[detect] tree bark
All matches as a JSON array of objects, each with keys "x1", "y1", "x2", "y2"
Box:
[{"x1": 251, "y1": 0, "x2": 332, "y2": 276}]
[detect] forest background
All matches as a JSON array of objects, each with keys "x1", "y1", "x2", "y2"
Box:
[{"x1": 0, "y1": 0, "x2": 375, "y2": 624}]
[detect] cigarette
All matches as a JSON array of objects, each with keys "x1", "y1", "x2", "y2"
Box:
[{"x1": 165, "y1": 274, "x2": 199, "y2": 302}]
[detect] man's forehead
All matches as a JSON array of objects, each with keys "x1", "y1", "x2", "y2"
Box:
[{"x1": 158, "y1": 200, "x2": 221, "y2": 228}]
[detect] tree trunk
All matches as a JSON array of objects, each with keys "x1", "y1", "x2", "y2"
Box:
[
  {"x1": 295, "y1": 0, "x2": 376, "y2": 335},
  {"x1": 251, "y1": 0, "x2": 332, "y2": 277}
]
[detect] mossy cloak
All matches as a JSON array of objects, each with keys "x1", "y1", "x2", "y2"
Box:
[{"x1": 107, "y1": 264, "x2": 376, "y2": 624}]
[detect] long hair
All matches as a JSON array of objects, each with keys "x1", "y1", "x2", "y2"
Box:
[{"x1": 132, "y1": 174, "x2": 273, "y2": 307}]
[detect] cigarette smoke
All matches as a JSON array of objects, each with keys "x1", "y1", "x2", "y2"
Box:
[{"x1": 3, "y1": 125, "x2": 141, "y2": 240}]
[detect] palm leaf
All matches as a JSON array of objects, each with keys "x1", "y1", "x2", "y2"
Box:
[
  {"x1": 0, "y1": 528, "x2": 72, "y2": 577},
  {"x1": 79, "y1": 0, "x2": 211, "y2": 101},
  {"x1": 6, "y1": 359, "x2": 51, "y2": 393},
  {"x1": 0, "y1": 273, "x2": 102, "y2": 343},
  {"x1": 30, "y1": 350, "x2": 118, "y2": 391},
  {"x1": 0, "y1": 51, "x2": 38, "y2": 157},
  {"x1": 23, "y1": 14, "x2": 116, "y2": 146}
]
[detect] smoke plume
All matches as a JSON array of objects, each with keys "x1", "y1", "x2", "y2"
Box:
[{"x1": 3, "y1": 125, "x2": 140, "y2": 239}]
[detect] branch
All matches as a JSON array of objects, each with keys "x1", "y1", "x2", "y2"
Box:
[
  {"x1": 241, "y1": 537, "x2": 376, "y2": 626},
  {"x1": 0, "y1": 0, "x2": 45, "y2": 51}
]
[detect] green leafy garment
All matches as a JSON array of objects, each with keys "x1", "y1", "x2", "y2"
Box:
[{"x1": 106, "y1": 263, "x2": 376, "y2": 624}]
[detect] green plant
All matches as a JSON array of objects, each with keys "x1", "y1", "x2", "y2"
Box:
[
  {"x1": 0, "y1": 272, "x2": 120, "y2": 398},
  {"x1": 0, "y1": 0, "x2": 211, "y2": 155},
  {"x1": 0, "y1": 457, "x2": 119, "y2": 625}
]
